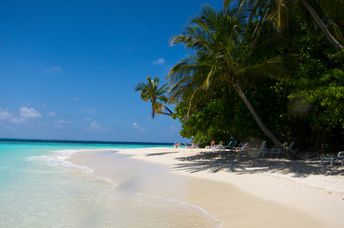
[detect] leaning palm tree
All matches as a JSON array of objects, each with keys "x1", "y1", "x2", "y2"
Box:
[
  {"x1": 135, "y1": 76, "x2": 173, "y2": 118},
  {"x1": 224, "y1": 0, "x2": 343, "y2": 49},
  {"x1": 168, "y1": 6, "x2": 293, "y2": 156}
]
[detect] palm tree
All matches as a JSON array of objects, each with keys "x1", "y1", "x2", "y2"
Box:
[
  {"x1": 168, "y1": 6, "x2": 293, "y2": 156},
  {"x1": 300, "y1": 0, "x2": 343, "y2": 49},
  {"x1": 224, "y1": 0, "x2": 343, "y2": 49},
  {"x1": 135, "y1": 76, "x2": 173, "y2": 118}
]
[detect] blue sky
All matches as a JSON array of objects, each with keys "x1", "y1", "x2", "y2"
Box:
[{"x1": 0, "y1": 0, "x2": 222, "y2": 143}]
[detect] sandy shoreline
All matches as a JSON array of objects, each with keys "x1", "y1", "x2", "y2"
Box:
[{"x1": 69, "y1": 147, "x2": 344, "y2": 228}]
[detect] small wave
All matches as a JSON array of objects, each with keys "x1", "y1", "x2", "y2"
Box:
[{"x1": 26, "y1": 148, "x2": 117, "y2": 174}]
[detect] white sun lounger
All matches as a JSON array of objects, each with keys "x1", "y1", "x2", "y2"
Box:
[{"x1": 320, "y1": 151, "x2": 344, "y2": 166}]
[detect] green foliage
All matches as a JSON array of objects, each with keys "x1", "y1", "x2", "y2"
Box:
[
  {"x1": 135, "y1": 76, "x2": 173, "y2": 118},
  {"x1": 172, "y1": 2, "x2": 343, "y2": 152},
  {"x1": 271, "y1": 19, "x2": 344, "y2": 151},
  {"x1": 289, "y1": 63, "x2": 344, "y2": 130},
  {"x1": 135, "y1": 1, "x2": 344, "y2": 154}
]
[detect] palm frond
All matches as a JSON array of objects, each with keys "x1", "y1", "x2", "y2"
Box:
[
  {"x1": 187, "y1": 87, "x2": 202, "y2": 117},
  {"x1": 135, "y1": 82, "x2": 146, "y2": 92},
  {"x1": 170, "y1": 35, "x2": 190, "y2": 46},
  {"x1": 168, "y1": 57, "x2": 198, "y2": 83},
  {"x1": 236, "y1": 56, "x2": 291, "y2": 84},
  {"x1": 135, "y1": 75, "x2": 173, "y2": 118},
  {"x1": 202, "y1": 65, "x2": 216, "y2": 90}
]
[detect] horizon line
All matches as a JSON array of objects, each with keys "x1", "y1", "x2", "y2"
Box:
[{"x1": 0, "y1": 137, "x2": 174, "y2": 145}]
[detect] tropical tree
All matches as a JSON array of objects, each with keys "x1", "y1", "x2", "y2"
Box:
[
  {"x1": 168, "y1": 6, "x2": 294, "y2": 155},
  {"x1": 135, "y1": 76, "x2": 173, "y2": 118},
  {"x1": 224, "y1": 0, "x2": 343, "y2": 49}
]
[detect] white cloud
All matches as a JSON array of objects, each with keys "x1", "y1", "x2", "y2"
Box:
[
  {"x1": 0, "y1": 108, "x2": 25, "y2": 124},
  {"x1": 54, "y1": 119, "x2": 72, "y2": 129},
  {"x1": 83, "y1": 108, "x2": 96, "y2": 114},
  {"x1": 20, "y1": 106, "x2": 41, "y2": 118},
  {"x1": 45, "y1": 65, "x2": 63, "y2": 74},
  {"x1": 153, "y1": 58, "x2": 166, "y2": 65},
  {"x1": 132, "y1": 122, "x2": 145, "y2": 132},
  {"x1": 0, "y1": 105, "x2": 42, "y2": 126},
  {"x1": 47, "y1": 111, "x2": 56, "y2": 116},
  {"x1": 0, "y1": 109, "x2": 13, "y2": 121},
  {"x1": 87, "y1": 121, "x2": 110, "y2": 132},
  {"x1": 90, "y1": 121, "x2": 101, "y2": 129}
]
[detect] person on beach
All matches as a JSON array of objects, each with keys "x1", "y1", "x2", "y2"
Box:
[
  {"x1": 206, "y1": 140, "x2": 216, "y2": 149},
  {"x1": 187, "y1": 142, "x2": 197, "y2": 149}
]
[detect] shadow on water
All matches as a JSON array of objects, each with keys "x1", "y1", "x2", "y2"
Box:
[{"x1": 173, "y1": 150, "x2": 344, "y2": 177}]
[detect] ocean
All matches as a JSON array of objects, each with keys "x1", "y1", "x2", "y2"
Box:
[{"x1": 0, "y1": 139, "x2": 219, "y2": 227}]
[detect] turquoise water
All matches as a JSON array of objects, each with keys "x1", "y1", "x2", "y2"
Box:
[{"x1": 0, "y1": 140, "x2": 218, "y2": 227}]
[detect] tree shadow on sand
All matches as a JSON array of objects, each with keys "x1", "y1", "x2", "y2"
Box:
[
  {"x1": 174, "y1": 150, "x2": 344, "y2": 177},
  {"x1": 146, "y1": 152, "x2": 178, "y2": 156}
]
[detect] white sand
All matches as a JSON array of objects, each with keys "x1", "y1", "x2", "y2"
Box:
[{"x1": 69, "y1": 147, "x2": 344, "y2": 228}]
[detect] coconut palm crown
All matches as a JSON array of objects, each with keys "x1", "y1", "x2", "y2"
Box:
[
  {"x1": 223, "y1": 0, "x2": 343, "y2": 49},
  {"x1": 168, "y1": 5, "x2": 293, "y2": 156},
  {"x1": 135, "y1": 76, "x2": 173, "y2": 118}
]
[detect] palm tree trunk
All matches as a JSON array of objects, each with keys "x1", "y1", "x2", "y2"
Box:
[
  {"x1": 152, "y1": 106, "x2": 155, "y2": 118},
  {"x1": 164, "y1": 106, "x2": 174, "y2": 115},
  {"x1": 232, "y1": 83, "x2": 297, "y2": 159},
  {"x1": 301, "y1": 0, "x2": 343, "y2": 49}
]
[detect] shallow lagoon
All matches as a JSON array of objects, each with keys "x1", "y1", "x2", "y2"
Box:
[{"x1": 0, "y1": 140, "x2": 218, "y2": 227}]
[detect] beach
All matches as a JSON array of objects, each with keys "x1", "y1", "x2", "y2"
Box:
[
  {"x1": 2, "y1": 0, "x2": 343, "y2": 227},
  {"x1": 69, "y1": 147, "x2": 344, "y2": 228},
  {"x1": 2, "y1": 141, "x2": 225, "y2": 227}
]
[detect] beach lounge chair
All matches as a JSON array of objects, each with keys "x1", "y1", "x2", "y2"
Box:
[
  {"x1": 224, "y1": 138, "x2": 237, "y2": 149},
  {"x1": 187, "y1": 143, "x2": 198, "y2": 149},
  {"x1": 219, "y1": 136, "x2": 237, "y2": 149},
  {"x1": 269, "y1": 148, "x2": 282, "y2": 157},
  {"x1": 320, "y1": 151, "x2": 344, "y2": 166},
  {"x1": 239, "y1": 143, "x2": 248, "y2": 152},
  {"x1": 286, "y1": 141, "x2": 296, "y2": 153},
  {"x1": 214, "y1": 141, "x2": 226, "y2": 150},
  {"x1": 266, "y1": 142, "x2": 289, "y2": 157},
  {"x1": 216, "y1": 142, "x2": 247, "y2": 152},
  {"x1": 338, "y1": 152, "x2": 344, "y2": 166},
  {"x1": 213, "y1": 137, "x2": 237, "y2": 150},
  {"x1": 214, "y1": 144, "x2": 224, "y2": 150},
  {"x1": 232, "y1": 143, "x2": 248, "y2": 152},
  {"x1": 258, "y1": 141, "x2": 270, "y2": 157},
  {"x1": 337, "y1": 151, "x2": 344, "y2": 166}
]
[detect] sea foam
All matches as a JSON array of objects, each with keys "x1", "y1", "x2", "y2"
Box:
[{"x1": 26, "y1": 149, "x2": 96, "y2": 173}]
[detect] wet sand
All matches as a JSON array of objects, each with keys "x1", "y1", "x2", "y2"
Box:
[{"x1": 68, "y1": 148, "x2": 335, "y2": 228}]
